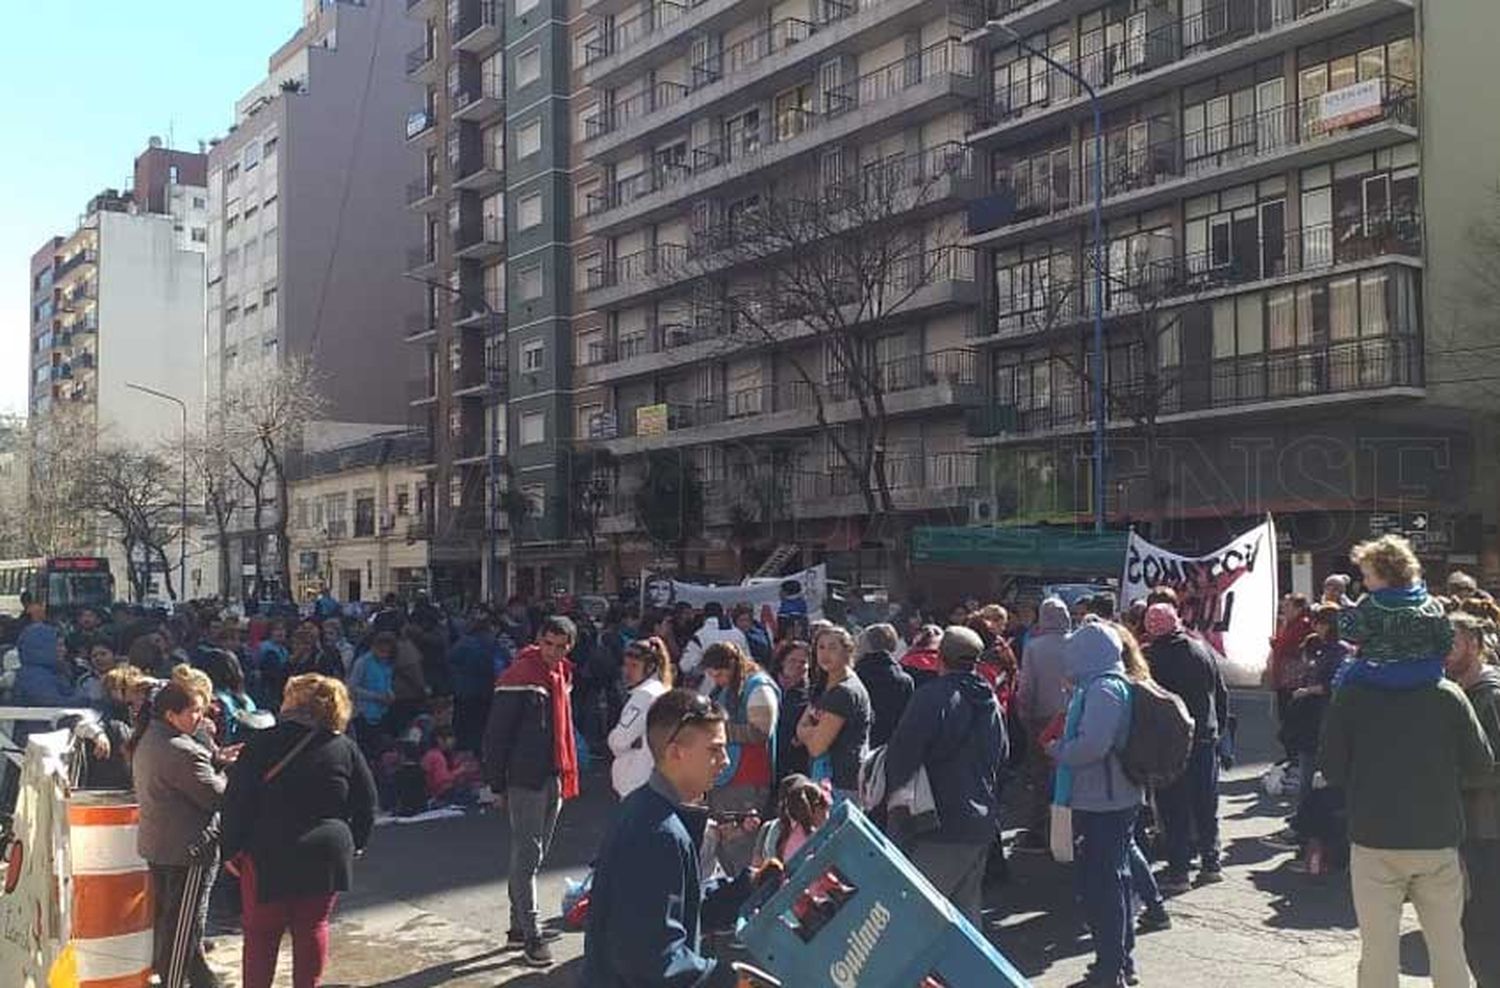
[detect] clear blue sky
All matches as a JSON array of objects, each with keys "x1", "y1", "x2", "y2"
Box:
[{"x1": 1, "y1": 1, "x2": 304, "y2": 417}]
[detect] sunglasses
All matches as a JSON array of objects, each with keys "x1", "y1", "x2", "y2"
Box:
[{"x1": 665, "y1": 694, "x2": 720, "y2": 746}]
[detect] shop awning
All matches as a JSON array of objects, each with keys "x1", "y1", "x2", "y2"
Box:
[{"x1": 911, "y1": 526, "x2": 1128, "y2": 576}]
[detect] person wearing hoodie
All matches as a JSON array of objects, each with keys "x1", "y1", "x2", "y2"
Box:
[
  {"x1": 1143, "y1": 602, "x2": 1229, "y2": 893},
  {"x1": 449, "y1": 616, "x2": 509, "y2": 755},
  {"x1": 854, "y1": 623, "x2": 914, "y2": 749},
  {"x1": 13, "y1": 621, "x2": 78, "y2": 706},
  {"x1": 1446, "y1": 612, "x2": 1500, "y2": 988},
  {"x1": 1048, "y1": 621, "x2": 1142, "y2": 988},
  {"x1": 679, "y1": 603, "x2": 749, "y2": 686},
  {"x1": 1014, "y1": 597, "x2": 1072, "y2": 852},
  {"x1": 883, "y1": 625, "x2": 1005, "y2": 925}
]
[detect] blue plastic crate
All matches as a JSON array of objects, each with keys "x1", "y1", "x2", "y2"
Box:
[{"x1": 738, "y1": 800, "x2": 1030, "y2": 987}]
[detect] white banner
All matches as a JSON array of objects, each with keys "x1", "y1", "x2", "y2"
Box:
[
  {"x1": 1120, "y1": 520, "x2": 1278, "y2": 688},
  {"x1": 641, "y1": 564, "x2": 827, "y2": 620}
]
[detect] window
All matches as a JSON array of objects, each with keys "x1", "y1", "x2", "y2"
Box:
[
  {"x1": 516, "y1": 0, "x2": 539, "y2": 14},
  {"x1": 263, "y1": 135, "x2": 278, "y2": 157},
  {"x1": 395, "y1": 483, "x2": 411, "y2": 516},
  {"x1": 225, "y1": 163, "x2": 240, "y2": 185},
  {"x1": 192, "y1": 196, "x2": 207, "y2": 209},
  {"x1": 191, "y1": 228, "x2": 207, "y2": 243},
  {"x1": 576, "y1": 402, "x2": 605, "y2": 437},
  {"x1": 521, "y1": 339, "x2": 545, "y2": 371},
  {"x1": 576, "y1": 251, "x2": 600, "y2": 291},
  {"x1": 517, "y1": 119, "x2": 542, "y2": 159},
  {"x1": 518, "y1": 263, "x2": 543, "y2": 300},
  {"x1": 517, "y1": 47, "x2": 542, "y2": 87},
  {"x1": 520, "y1": 484, "x2": 546, "y2": 517},
  {"x1": 244, "y1": 142, "x2": 261, "y2": 171},
  {"x1": 354, "y1": 492, "x2": 376, "y2": 537},
  {"x1": 519, "y1": 410, "x2": 546, "y2": 445},
  {"x1": 518, "y1": 192, "x2": 543, "y2": 230},
  {"x1": 262, "y1": 285, "x2": 277, "y2": 308}
]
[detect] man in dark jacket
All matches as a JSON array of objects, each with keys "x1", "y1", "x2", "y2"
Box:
[
  {"x1": 583, "y1": 688, "x2": 773, "y2": 987},
  {"x1": 483, "y1": 616, "x2": 579, "y2": 967},
  {"x1": 855, "y1": 622, "x2": 914, "y2": 748},
  {"x1": 1446, "y1": 613, "x2": 1500, "y2": 987},
  {"x1": 1143, "y1": 602, "x2": 1229, "y2": 892},
  {"x1": 449, "y1": 616, "x2": 508, "y2": 755},
  {"x1": 883, "y1": 625, "x2": 1006, "y2": 924}
]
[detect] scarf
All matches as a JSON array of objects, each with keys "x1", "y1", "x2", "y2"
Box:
[{"x1": 499, "y1": 645, "x2": 579, "y2": 800}]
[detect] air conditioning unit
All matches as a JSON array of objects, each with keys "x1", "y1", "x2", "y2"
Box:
[{"x1": 969, "y1": 496, "x2": 1000, "y2": 526}]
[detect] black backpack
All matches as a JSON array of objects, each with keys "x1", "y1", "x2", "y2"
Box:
[{"x1": 1109, "y1": 674, "x2": 1195, "y2": 789}]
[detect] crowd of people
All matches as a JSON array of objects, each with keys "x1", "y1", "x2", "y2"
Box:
[{"x1": 3, "y1": 534, "x2": 1499, "y2": 988}]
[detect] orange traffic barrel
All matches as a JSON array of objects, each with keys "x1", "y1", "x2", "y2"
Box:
[{"x1": 67, "y1": 790, "x2": 153, "y2": 988}]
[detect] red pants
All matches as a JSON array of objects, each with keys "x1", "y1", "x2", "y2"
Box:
[{"x1": 238, "y1": 856, "x2": 338, "y2": 988}]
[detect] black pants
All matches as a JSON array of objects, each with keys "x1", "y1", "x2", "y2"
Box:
[
  {"x1": 1464, "y1": 839, "x2": 1500, "y2": 988},
  {"x1": 453, "y1": 692, "x2": 493, "y2": 755},
  {"x1": 151, "y1": 859, "x2": 221, "y2": 988}
]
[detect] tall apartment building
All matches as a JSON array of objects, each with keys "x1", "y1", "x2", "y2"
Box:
[
  {"x1": 961, "y1": 0, "x2": 1500, "y2": 581},
  {"x1": 205, "y1": 0, "x2": 422, "y2": 599},
  {"x1": 569, "y1": 0, "x2": 985, "y2": 588},
  {"x1": 25, "y1": 141, "x2": 208, "y2": 587},
  {"x1": 405, "y1": 0, "x2": 579, "y2": 602}
]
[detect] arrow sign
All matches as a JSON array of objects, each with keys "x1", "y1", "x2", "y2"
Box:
[{"x1": 1407, "y1": 512, "x2": 1429, "y2": 532}]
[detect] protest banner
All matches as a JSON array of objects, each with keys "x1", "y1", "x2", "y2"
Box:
[
  {"x1": 640, "y1": 564, "x2": 827, "y2": 619},
  {"x1": 1120, "y1": 519, "x2": 1278, "y2": 688}
]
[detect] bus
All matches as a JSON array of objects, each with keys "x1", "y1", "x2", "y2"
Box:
[{"x1": 0, "y1": 556, "x2": 115, "y2": 619}]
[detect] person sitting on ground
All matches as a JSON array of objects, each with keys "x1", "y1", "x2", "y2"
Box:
[
  {"x1": 420, "y1": 725, "x2": 483, "y2": 807},
  {"x1": 582, "y1": 689, "x2": 777, "y2": 988},
  {"x1": 751, "y1": 773, "x2": 831, "y2": 869},
  {"x1": 1337, "y1": 535, "x2": 1454, "y2": 690},
  {"x1": 854, "y1": 623, "x2": 914, "y2": 749}
]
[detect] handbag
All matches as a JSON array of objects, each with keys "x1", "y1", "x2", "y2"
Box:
[{"x1": 1049, "y1": 804, "x2": 1074, "y2": 864}]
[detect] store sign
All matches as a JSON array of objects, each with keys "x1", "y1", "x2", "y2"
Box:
[
  {"x1": 635, "y1": 403, "x2": 670, "y2": 437},
  {"x1": 1319, "y1": 78, "x2": 1384, "y2": 130}
]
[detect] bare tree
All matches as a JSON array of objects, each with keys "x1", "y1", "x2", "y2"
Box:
[
  {"x1": 678, "y1": 149, "x2": 971, "y2": 583},
  {"x1": 564, "y1": 448, "x2": 617, "y2": 593},
  {"x1": 21, "y1": 409, "x2": 96, "y2": 557},
  {"x1": 83, "y1": 445, "x2": 181, "y2": 602},
  {"x1": 221, "y1": 357, "x2": 326, "y2": 599},
  {"x1": 186, "y1": 424, "x2": 242, "y2": 600}
]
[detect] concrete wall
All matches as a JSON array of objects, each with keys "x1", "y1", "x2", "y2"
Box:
[{"x1": 94, "y1": 211, "x2": 205, "y2": 449}]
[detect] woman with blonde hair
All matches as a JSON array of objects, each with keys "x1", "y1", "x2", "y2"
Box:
[{"x1": 221, "y1": 673, "x2": 377, "y2": 988}]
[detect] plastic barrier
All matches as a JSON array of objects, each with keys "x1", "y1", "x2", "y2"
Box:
[
  {"x1": 739, "y1": 800, "x2": 1030, "y2": 988},
  {"x1": 67, "y1": 791, "x2": 152, "y2": 988}
]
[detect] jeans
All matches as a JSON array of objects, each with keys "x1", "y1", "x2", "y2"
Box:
[
  {"x1": 1157, "y1": 742, "x2": 1220, "y2": 874},
  {"x1": 151, "y1": 859, "x2": 221, "y2": 988},
  {"x1": 453, "y1": 692, "x2": 493, "y2": 756},
  {"x1": 1076, "y1": 807, "x2": 1139, "y2": 981},
  {"x1": 1350, "y1": 843, "x2": 1469, "y2": 988},
  {"x1": 507, "y1": 778, "x2": 563, "y2": 939},
  {"x1": 1462, "y1": 840, "x2": 1500, "y2": 988},
  {"x1": 908, "y1": 839, "x2": 991, "y2": 927},
  {"x1": 1129, "y1": 838, "x2": 1163, "y2": 911},
  {"x1": 239, "y1": 857, "x2": 337, "y2": 988}
]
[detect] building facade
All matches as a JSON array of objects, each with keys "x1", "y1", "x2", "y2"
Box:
[
  {"x1": 287, "y1": 430, "x2": 432, "y2": 602},
  {"x1": 203, "y1": 0, "x2": 423, "y2": 598}
]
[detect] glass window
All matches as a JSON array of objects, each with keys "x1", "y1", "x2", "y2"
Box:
[
  {"x1": 1268, "y1": 288, "x2": 1296, "y2": 350},
  {"x1": 1236, "y1": 294, "x2": 1263, "y2": 354},
  {"x1": 521, "y1": 339, "x2": 545, "y2": 371},
  {"x1": 1329, "y1": 275, "x2": 1359, "y2": 340},
  {"x1": 518, "y1": 263, "x2": 543, "y2": 300},
  {"x1": 1360, "y1": 270, "x2": 1389, "y2": 337},
  {"x1": 1212, "y1": 299, "x2": 1237, "y2": 358},
  {"x1": 1388, "y1": 38, "x2": 1415, "y2": 85},
  {"x1": 517, "y1": 119, "x2": 542, "y2": 159},
  {"x1": 519, "y1": 410, "x2": 545, "y2": 445},
  {"x1": 518, "y1": 192, "x2": 542, "y2": 230}
]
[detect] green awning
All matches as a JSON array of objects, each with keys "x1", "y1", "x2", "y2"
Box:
[{"x1": 911, "y1": 526, "x2": 1128, "y2": 575}]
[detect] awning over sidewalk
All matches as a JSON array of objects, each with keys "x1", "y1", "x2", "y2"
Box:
[{"x1": 911, "y1": 526, "x2": 1128, "y2": 576}]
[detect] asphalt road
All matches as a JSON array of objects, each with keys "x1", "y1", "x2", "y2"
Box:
[{"x1": 209, "y1": 690, "x2": 1443, "y2": 987}]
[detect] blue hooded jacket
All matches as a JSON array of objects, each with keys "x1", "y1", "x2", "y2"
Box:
[
  {"x1": 1051, "y1": 622, "x2": 1141, "y2": 813},
  {"x1": 582, "y1": 772, "x2": 750, "y2": 988},
  {"x1": 13, "y1": 623, "x2": 78, "y2": 707},
  {"x1": 449, "y1": 630, "x2": 509, "y2": 699}
]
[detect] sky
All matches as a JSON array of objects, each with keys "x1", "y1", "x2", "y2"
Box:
[{"x1": 0, "y1": 1, "x2": 304, "y2": 417}]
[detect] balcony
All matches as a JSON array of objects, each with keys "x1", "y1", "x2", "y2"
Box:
[
  {"x1": 451, "y1": 0, "x2": 500, "y2": 52},
  {"x1": 581, "y1": 245, "x2": 980, "y2": 384},
  {"x1": 966, "y1": 337, "x2": 1422, "y2": 442},
  {"x1": 454, "y1": 288, "x2": 506, "y2": 328},
  {"x1": 406, "y1": 0, "x2": 438, "y2": 14},
  {"x1": 981, "y1": 215, "x2": 1422, "y2": 344},
  {"x1": 55, "y1": 248, "x2": 97, "y2": 280},
  {"x1": 452, "y1": 142, "x2": 504, "y2": 192},
  {"x1": 406, "y1": 244, "x2": 439, "y2": 276},
  {"x1": 55, "y1": 282, "x2": 96, "y2": 311},
  {"x1": 405, "y1": 311, "x2": 439, "y2": 342},
  {"x1": 405, "y1": 109, "x2": 436, "y2": 143},
  {"x1": 584, "y1": 243, "x2": 690, "y2": 308},
  {"x1": 970, "y1": 76, "x2": 1417, "y2": 249},
  {"x1": 585, "y1": 39, "x2": 977, "y2": 234},
  {"x1": 582, "y1": 0, "x2": 948, "y2": 154},
  {"x1": 407, "y1": 378, "x2": 438, "y2": 406},
  {"x1": 453, "y1": 69, "x2": 504, "y2": 122},
  {"x1": 406, "y1": 177, "x2": 439, "y2": 207},
  {"x1": 406, "y1": 42, "x2": 438, "y2": 81},
  {"x1": 970, "y1": 0, "x2": 1413, "y2": 147},
  {"x1": 591, "y1": 348, "x2": 980, "y2": 455},
  {"x1": 453, "y1": 213, "x2": 504, "y2": 259}
]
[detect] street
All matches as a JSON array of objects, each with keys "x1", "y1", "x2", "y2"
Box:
[{"x1": 208, "y1": 691, "x2": 1436, "y2": 987}]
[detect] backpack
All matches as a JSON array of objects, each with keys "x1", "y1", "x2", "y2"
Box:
[{"x1": 1113, "y1": 675, "x2": 1195, "y2": 789}]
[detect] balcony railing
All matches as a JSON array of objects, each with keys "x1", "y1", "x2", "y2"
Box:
[
  {"x1": 994, "y1": 77, "x2": 1416, "y2": 231},
  {"x1": 586, "y1": 39, "x2": 974, "y2": 216},
  {"x1": 586, "y1": 81, "x2": 691, "y2": 140},
  {"x1": 454, "y1": 214, "x2": 503, "y2": 253},
  {"x1": 406, "y1": 177, "x2": 438, "y2": 205},
  {"x1": 405, "y1": 109, "x2": 435, "y2": 140},
  {"x1": 451, "y1": 0, "x2": 497, "y2": 44},
  {"x1": 825, "y1": 141, "x2": 974, "y2": 207},
  {"x1": 969, "y1": 337, "x2": 1421, "y2": 438},
  {"x1": 584, "y1": 0, "x2": 691, "y2": 66},
  {"x1": 453, "y1": 141, "x2": 504, "y2": 184},
  {"x1": 406, "y1": 245, "x2": 437, "y2": 271},
  {"x1": 452, "y1": 69, "x2": 504, "y2": 116},
  {"x1": 587, "y1": 243, "x2": 690, "y2": 290},
  {"x1": 405, "y1": 312, "x2": 438, "y2": 339},
  {"x1": 406, "y1": 43, "x2": 435, "y2": 76},
  {"x1": 55, "y1": 249, "x2": 98, "y2": 279}
]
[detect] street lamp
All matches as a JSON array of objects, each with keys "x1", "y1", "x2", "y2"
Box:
[
  {"x1": 984, "y1": 19, "x2": 1107, "y2": 534},
  {"x1": 404, "y1": 274, "x2": 503, "y2": 603},
  {"x1": 126, "y1": 382, "x2": 189, "y2": 601}
]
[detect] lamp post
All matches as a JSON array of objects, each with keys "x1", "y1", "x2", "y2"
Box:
[
  {"x1": 126, "y1": 382, "x2": 189, "y2": 601},
  {"x1": 985, "y1": 20, "x2": 1107, "y2": 534},
  {"x1": 404, "y1": 274, "x2": 503, "y2": 603}
]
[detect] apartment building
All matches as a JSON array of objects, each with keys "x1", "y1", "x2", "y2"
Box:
[
  {"x1": 962, "y1": 0, "x2": 1500, "y2": 579},
  {"x1": 287, "y1": 430, "x2": 432, "y2": 601},
  {"x1": 204, "y1": 0, "x2": 422, "y2": 598},
  {"x1": 571, "y1": 0, "x2": 987, "y2": 587}
]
